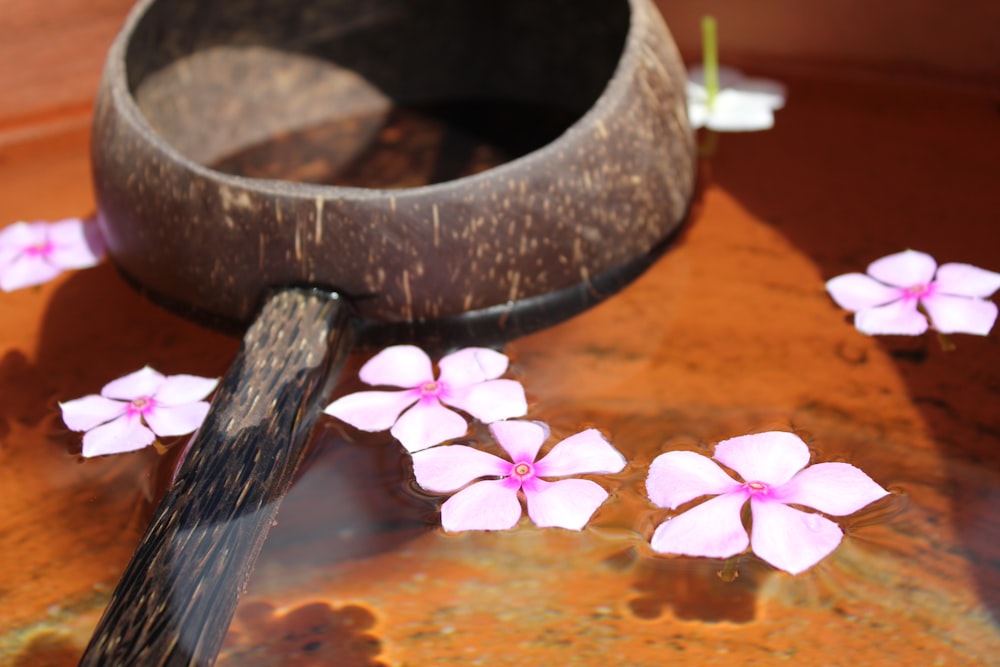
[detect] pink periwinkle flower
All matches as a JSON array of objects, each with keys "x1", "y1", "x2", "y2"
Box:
[
  {"x1": 412, "y1": 420, "x2": 626, "y2": 532},
  {"x1": 60, "y1": 367, "x2": 219, "y2": 458},
  {"x1": 324, "y1": 345, "x2": 527, "y2": 452},
  {"x1": 646, "y1": 431, "x2": 888, "y2": 575},
  {"x1": 0, "y1": 218, "x2": 105, "y2": 291},
  {"x1": 826, "y1": 250, "x2": 1000, "y2": 336}
]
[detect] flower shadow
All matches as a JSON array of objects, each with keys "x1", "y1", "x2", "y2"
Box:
[
  {"x1": 0, "y1": 261, "x2": 242, "y2": 634},
  {"x1": 3, "y1": 259, "x2": 237, "y2": 501},
  {"x1": 627, "y1": 554, "x2": 767, "y2": 623},
  {"x1": 220, "y1": 600, "x2": 387, "y2": 666},
  {"x1": 1, "y1": 261, "x2": 236, "y2": 438}
]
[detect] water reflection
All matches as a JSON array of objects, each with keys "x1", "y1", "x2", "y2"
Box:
[
  {"x1": 628, "y1": 556, "x2": 764, "y2": 623},
  {"x1": 220, "y1": 601, "x2": 385, "y2": 666},
  {"x1": 9, "y1": 631, "x2": 79, "y2": 667}
]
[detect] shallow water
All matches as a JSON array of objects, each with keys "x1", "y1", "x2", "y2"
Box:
[
  {"x1": 1, "y1": 73, "x2": 999, "y2": 666},
  {"x1": 211, "y1": 100, "x2": 580, "y2": 188}
]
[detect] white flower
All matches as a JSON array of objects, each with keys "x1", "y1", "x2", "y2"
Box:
[{"x1": 686, "y1": 65, "x2": 786, "y2": 132}]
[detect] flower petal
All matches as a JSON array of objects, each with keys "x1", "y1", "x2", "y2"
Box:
[
  {"x1": 534, "y1": 428, "x2": 626, "y2": 477},
  {"x1": 774, "y1": 462, "x2": 889, "y2": 516},
  {"x1": 825, "y1": 273, "x2": 902, "y2": 311},
  {"x1": 489, "y1": 420, "x2": 549, "y2": 464},
  {"x1": 650, "y1": 491, "x2": 750, "y2": 559},
  {"x1": 145, "y1": 401, "x2": 211, "y2": 438},
  {"x1": 443, "y1": 378, "x2": 527, "y2": 424},
  {"x1": 152, "y1": 374, "x2": 219, "y2": 405},
  {"x1": 0, "y1": 221, "x2": 44, "y2": 249},
  {"x1": 60, "y1": 395, "x2": 126, "y2": 432},
  {"x1": 922, "y1": 294, "x2": 998, "y2": 336},
  {"x1": 523, "y1": 478, "x2": 609, "y2": 530},
  {"x1": 81, "y1": 414, "x2": 156, "y2": 457},
  {"x1": 0, "y1": 256, "x2": 62, "y2": 291},
  {"x1": 440, "y1": 479, "x2": 522, "y2": 531},
  {"x1": 0, "y1": 242, "x2": 19, "y2": 269},
  {"x1": 646, "y1": 450, "x2": 740, "y2": 509},
  {"x1": 729, "y1": 76, "x2": 787, "y2": 109},
  {"x1": 854, "y1": 299, "x2": 928, "y2": 335},
  {"x1": 411, "y1": 445, "x2": 510, "y2": 493},
  {"x1": 933, "y1": 262, "x2": 1000, "y2": 298},
  {"x1": 324, "y1": 389, "x2": 418, "y2": 431},
  {"x1": 358, "y1": 345, "x2": 433, "y2": 388},
  {"x1": 686, "y1": 101, "x2": 710, "y2": 130},
  {"x1": 390, "y1": 399, "x2": 469, "y2": 452},
  {"x1": 713, "y1": 432, "x2": 810, "y2": 487},
  {"x1": 866, "y1": 250, "x2": 937, "y2": 288},
  {"x1": 437, "y1": 347, "x2": 510, "y2": 386},
  {"x1": 749, "y1": 500, "x2": 843, "y2": 574},
  {"x1": 702, "y1": 89, "x2": 778, "y2": 132},
  {"x1": 101, "y1": 367, "x2": 165, "y2": 400},
  {"x1": 46, "y1": 218, "x2": 104, "y2": 269},
  {"x1": 685, "y1": 80, "x2": 708, "y2": 104}
]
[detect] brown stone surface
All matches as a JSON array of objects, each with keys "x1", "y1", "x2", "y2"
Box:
[
  {"x1": 2, "y1": 73, "x2": 999, "y2": 667},
  {"x1": 656, "y1": 0, "x2": 1000, "y2": 88}
]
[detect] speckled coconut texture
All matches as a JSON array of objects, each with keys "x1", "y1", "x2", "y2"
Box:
[{"x1": 92, "y1": 0, "x2": 695, "y2": 326}]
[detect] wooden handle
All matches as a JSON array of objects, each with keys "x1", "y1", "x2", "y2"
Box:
[{"x1": 79, "y1": 288, "x2": 354, "y2": 667}]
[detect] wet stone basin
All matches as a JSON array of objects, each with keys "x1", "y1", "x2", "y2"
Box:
[{"x1": 1, "y1": 35, "x2": 999, "y2": 667}]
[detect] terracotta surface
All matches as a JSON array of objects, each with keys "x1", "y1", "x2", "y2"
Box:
[{"x1": 2, "y1": 65, "x2": 999, "y2": 666}]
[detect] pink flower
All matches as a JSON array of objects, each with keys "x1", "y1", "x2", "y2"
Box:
[
  {"x1": 646, "y1": 432, "x2": 888, "y2": 574},
  {"x1": 60, "y1": 367, "x2": 219, "y2": 458},
  {"x1": 324, "y1": 345, "x2": 527, "y2": 452},
  {"x1": 826, "y1": 250, "x2": 1000, "y2": 336},
  {"x1": 412, "y1": 420, "x2": 626, "y2": 531},
  {"x1": 0, "y1": 218, "x2": 105, "y2": 291}
]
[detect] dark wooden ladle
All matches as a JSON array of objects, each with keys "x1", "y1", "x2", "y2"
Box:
[{"x1": 80, "y1": 0, "x2": 694, "y2": 664}]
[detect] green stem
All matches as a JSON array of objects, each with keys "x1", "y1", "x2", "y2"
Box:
[
  {"x1": 917, "y1": 301, "x2": 956, "y2": 351},
  {"x1": 935, "y1": 331, "x2": 956, "y2": 352},
  {"x1": 701, "y1": 15, "x2": 719, "y2": 110},
  {"x1": 698, "y1": 130, "x2": 720, "y2": 157},
  {"x1": 718, "y1": 554, "x2": 740, "y2": 582}
]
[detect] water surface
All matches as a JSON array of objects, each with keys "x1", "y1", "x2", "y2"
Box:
[{"x1": 1, "y1": 73, "x2": 998, "y2": 666}]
